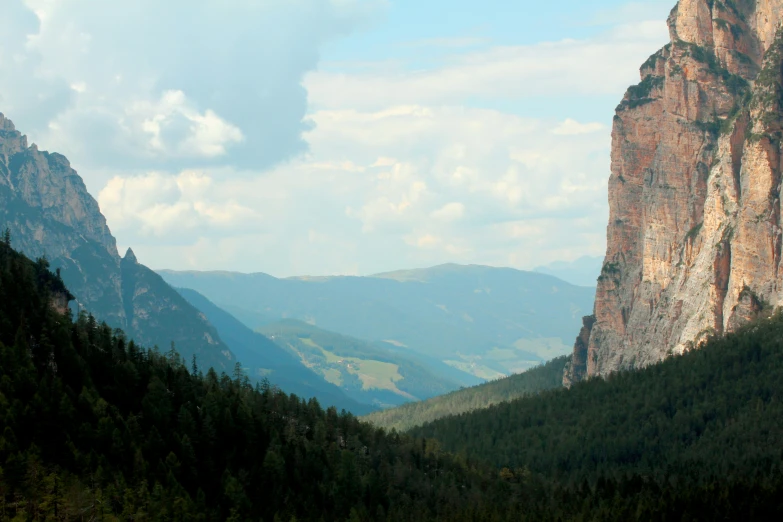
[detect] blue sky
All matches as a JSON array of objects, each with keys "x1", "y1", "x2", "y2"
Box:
[
  {"x1": 325, "y1": 0, "x2": 668, "y2": 55},
  {"x1": 316, "y1": 0, "x2": 674, "y2": 120},
  {"x1": 0, "y1": 0, "x2": 674, "y2": 276}
]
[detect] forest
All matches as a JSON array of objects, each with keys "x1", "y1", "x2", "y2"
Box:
[
  {"x1": 363, "y1": 356, "x2": 567, "y2": 431},
  {"x1": 0, "y1": 240, "x2": 526, "y2": 520},
  {"x1": 412, "y1": 311, "x2": 783, "y2": 519},
  {"x1": 3, "y1": 236, "x2": 783, "y2": 520}
]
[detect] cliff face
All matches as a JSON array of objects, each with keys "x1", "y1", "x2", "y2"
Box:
[
  {"x1": 565, "y1": 0, "x2": 783, "y2": 384},
  {"x1": 0, "y1": 113, "x2": 231, "y2": 370}
]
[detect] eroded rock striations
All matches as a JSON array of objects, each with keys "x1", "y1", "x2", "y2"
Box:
[
  {"x1": 565, "y1": 0, "x2": 783, "y2": 384},
  {"x1": 0, "y1": 113, "x2": 231, "y2": 370}
]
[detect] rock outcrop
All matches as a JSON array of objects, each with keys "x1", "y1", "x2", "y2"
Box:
[
  {"x1": 565, "y1": 0, "x2": 783, "y2": 384},
  {"x1": 0, "y1": 113, "x2": 232, "y2": 370}
]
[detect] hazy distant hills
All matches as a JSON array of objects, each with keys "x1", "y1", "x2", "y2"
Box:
[
  {"x1": 175, "y1": 288, "x2": 373, "y2": 414},
  {"x1": 533, "y1": 255, "x2": 603, "y2": 287},
  {"x1": 257, "y1": 319, "x2": 465, "y2": 408},
  {"x1": 364, "y1": 356, "x2": 568, "y2": 431},
  {"x1": 159, "y1": 263, "x2": 595, "y2": 381},
  {"x1": 177, "y1": 287, "x2": 466, "y2": 411}
]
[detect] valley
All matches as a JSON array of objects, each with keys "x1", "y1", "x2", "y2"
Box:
[
  {"x1": 159, "y1": 264, "x2": 594, "y2": 382},
  {"x1": 4, "y1": 0, "x2": 783, "y2": 519},
  {"x1": 256, "y1": 319, "x2": 462, "y2": 408}
]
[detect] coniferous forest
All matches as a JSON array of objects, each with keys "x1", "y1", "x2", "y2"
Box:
[
  {"x1": 4, "y1": 236, "x2": 783, "y2": 520},
  {"x1": 0, "y1": 240, "x2": 524, "y2": 520},
  {"x1": 412, "y1": 315, "x2": 783, "y2": 519}
]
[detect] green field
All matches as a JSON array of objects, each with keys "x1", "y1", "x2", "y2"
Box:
[
  {"x1": 444, "y1": 357, "x2": 506, "y2": 380},
  {"x1": 297, "y1": 337, "x2": 412, "y2": 397},
  {"x1": 261, "y1": 320, "x2": 456, "y2": 405}
]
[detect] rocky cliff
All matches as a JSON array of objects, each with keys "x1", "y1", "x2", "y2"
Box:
[
  {"x1": 565, "y1": 0, "x2": 783, "y2": 384},
  {"x1": 0, "y1": 113, "x2": 232, "y2": 370}
]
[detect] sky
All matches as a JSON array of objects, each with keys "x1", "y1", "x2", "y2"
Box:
[{"x1": 0, "y1": 0, "x2": 674, "y2": 276}]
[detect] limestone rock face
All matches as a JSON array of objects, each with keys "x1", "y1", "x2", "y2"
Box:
[
  {"x1": 0, "y1": 113, "x2": 231, "y2": 370},
  {"x1": 0, "y1": 114, "x2": 125, "y2": 325},
  {"x1": 565, "y1": 0, "x2": 783, "y2": 384}
]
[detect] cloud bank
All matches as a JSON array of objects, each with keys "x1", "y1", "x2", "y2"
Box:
[
  {"x1": 1, "y1": 1, "x2": 671, "y2": 276},
  {"x1": 2, "y1": 0, "x2": 383, "y2": 180}
]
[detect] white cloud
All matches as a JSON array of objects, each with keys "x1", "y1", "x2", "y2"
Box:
[
  {"x1": 2, "y1": 0, "x2": 670, "y2": 275},
  {"x1": 431, "y1": 202, "x2": 465, "y2": 222},
  {"x1": 109, "y1": 104, "x2": 610, "y2": 275},
  {"x1": 98, "y1": 170, "x2": 263, "y2": 242},
  {"x1": 552, "y1": 118, "x2": 605, "y2": 135},
  {"x1": 1, "y1": 0, "x2": 384, "y2": 188},
  {"x1": 127, "y1": 90, "x2": 244, "y2": 159},
  {"x1": 399, "y1": 36, "x2": 490, "y2": 49}
]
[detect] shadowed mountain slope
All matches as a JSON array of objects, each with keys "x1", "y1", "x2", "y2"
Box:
[{"x1": 176, "y1": 288, "x2": 374, "y2": 414}]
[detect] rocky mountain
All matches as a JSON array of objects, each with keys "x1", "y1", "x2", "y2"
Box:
[
  {"x1": 0, "y1": 112, "x2": 232, "y2": 370},
  {"x1": 565, "y1": 0, "x2": 783, "y2": 384},
  {"x1": 159, "y1": 264, "x2": 594, "y2": 381}
]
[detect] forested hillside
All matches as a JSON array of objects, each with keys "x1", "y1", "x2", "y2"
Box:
[
  {"x1": 5, "y1": 234, "x2": 783, "y2": 519},
  {"x1": 0, "y1": 240, "x2": 524, "y2": 521},
  {"x1": 364, "y1": 357, "x2": 567, "y2": 431},
  {"x1": 412, "y1": 314, "x2": 783, "y2": 519}
]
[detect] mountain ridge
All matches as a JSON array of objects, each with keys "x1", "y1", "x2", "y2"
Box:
[
  {"x1": 159, "y1": 264, "x2": 595, "y2": 380},
  {"x1": 363, "y1": 355, "x2": 568, "y2": 432}
]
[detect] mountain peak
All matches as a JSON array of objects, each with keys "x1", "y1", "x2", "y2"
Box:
[
  {"x1": 124, "y1": 247, "x2": 138, "y2": 264},
  {"x1": 0, "y1": 113, "x2": 16, "y2": 131}
]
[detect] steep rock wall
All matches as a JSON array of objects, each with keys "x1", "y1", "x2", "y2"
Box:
[{"x1": 565, "y1": 0, "x2": 783, "y2": 384}]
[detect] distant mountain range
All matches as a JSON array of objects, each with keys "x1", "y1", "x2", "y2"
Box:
[
  {"x1": 159, "y1": 263, "x2": 595, "y2": 381},
  {"x1": 0, "y1": 111, "x2": 597, "y2": 414},
  {"x1": 257, "y1": 319, "x2": 466, "y2": 408},
  {"x1": 175, "y1": 288, "x2": 370, "y2": 413},
  {"x1": 363, "y1": 356, "x2": 568, "y2": 431},
  {"x1": 534, "y1": 255, "x2": 603, "y2": 287}
]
